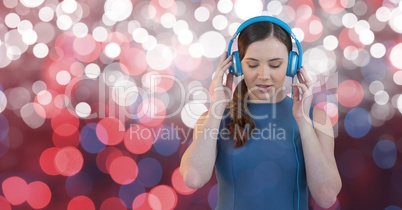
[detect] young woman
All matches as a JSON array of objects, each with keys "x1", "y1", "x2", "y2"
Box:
[{"x1": 180, "y1": 16, "x2": 341, "y2": 210}]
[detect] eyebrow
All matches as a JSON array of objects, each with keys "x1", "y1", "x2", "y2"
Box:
[{"x1": 244, "y1": 57, "x2": 284, "y2": 62}]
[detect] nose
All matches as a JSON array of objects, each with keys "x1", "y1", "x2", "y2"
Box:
[{"x1": 258, "y1": 65, "x2": 270, "y2": 80}]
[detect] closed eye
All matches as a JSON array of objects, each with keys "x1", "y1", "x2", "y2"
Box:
[
  {"x1": 248, "y1": 64, "x2": 258, "y2": 68},
  {"x1": 270, "y1": 64, "x2": 281, "y2": 68}
]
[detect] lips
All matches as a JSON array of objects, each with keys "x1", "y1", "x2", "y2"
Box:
[{"x1": 256, "y1": 84, "x2": 272, "y2": 91}]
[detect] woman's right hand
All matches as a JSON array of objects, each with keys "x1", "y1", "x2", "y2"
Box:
[{"x1": 211, "y1": 52, "x2": 234, "y2": 109}]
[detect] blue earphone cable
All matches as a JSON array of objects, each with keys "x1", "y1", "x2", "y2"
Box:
[{"x1": 291, "y1": 77, "x2": 300, "y2": 210}]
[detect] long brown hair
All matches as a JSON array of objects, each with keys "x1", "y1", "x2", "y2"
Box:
[{"x1": 228, "y1": 21, "x2": 292, "y2": 147}]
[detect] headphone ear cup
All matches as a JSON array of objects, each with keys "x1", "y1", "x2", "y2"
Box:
[
  {"x1": 287, "y1": 51, "x2": 299, "y2": 77},
  {"x1": 232, "y1": 51, "x2": 243, "y2": 76}
]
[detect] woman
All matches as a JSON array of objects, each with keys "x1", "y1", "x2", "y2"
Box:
[{"x1": 180, "y1": 16, "x2": 341, "y2": 209}]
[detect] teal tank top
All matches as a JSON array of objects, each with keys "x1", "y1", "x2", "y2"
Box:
[{"x1": 215, "y1": 96, "x2": 311, "y2": 210}]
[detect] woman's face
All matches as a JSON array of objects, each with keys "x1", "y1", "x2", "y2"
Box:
[{"x1": 241, "y1": 36, "x2": 288, "y2": 102}]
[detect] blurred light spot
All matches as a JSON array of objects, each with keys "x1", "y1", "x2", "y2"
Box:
[
  {"x1": 73, "y1": 22, "x2": 88, "y2": 38},
  {"x1": 27, "y1": 181, "x2": 51, "y2": 209},
  {"x1": 84, "y1": 63, "x2": 101, "y2": 79},
  {"x1": 20, "y1": 0, "x2": 44, "y2": 8},
  {"x1": 53, "y1": 129, "x2": 80, "y2": 148},
  {"x1": 354, "y1": 20, "x2": 370, "y2": 35},
  {"x1": 39, "y1": 6, "x2": 54, "y2": 22},
  {"x1": 212, "y1": 15, "x2": 228, "y2": 31},
  {"x1": 100, "y1": 197, "x2": 126, "y2": 210},
  {"x1": 374, "y1": 90, "x2": 389, "y2": 105},
  {"x1": 189, "y1": 43, "x2": 204, "y2": 58},
  {"x1": 68, "y1": 196, "x2": 95, "y2": 210},
  {"x1": 51, "y1": 109, "x2": 79, "y2": 136},
  {"x1": 370, "y1": 43, "x2": 386, "y2": 58},
  {"x1": 161, "y1": 13, "x2": 176, "y2": 28},
  {"x1": 376, "y1": 7, "x2": 391, "y2": 22},
  {"x1": 352, "y1": 49, "x2": 370, "y2": 67},
  {"x1": 142, "y1": 35, "x2": 157, "y2": 50},
  {"x1": 33, "y1": 43, "x2": 49, "y2": 58},
  {"x1": 109, "y1": 156, "x2": 138, "y2": 185},
  {"x1": 0, "y1": 196, "x2": 11, "y2": 210},
  {"x1": 393, "y1": 71, "x2": 402, "y2": 85},
  {"x1": 131, "y1": 193, "x2": 155, "y2": 209},
  {"x1": 65, "y1": 171, "x2": 93, "y2": 197},
  {"x1": 153, "y1": 125, "x2": 181, "y2": 156},
  {"x1": 359, "y1": 29, "x2": 374, "y2": 45},
  {"x1": 171, "y1": 167, "x2": 196, "y2": 195},
  {"x1": 96, "y1": 147, "x2": 123, "y2": 174},
  {"x1": 32, "y1": 80, "x2": 47, "y2": 94},
  {"x1": 371, "y1": 103, "x2": 394, "y2": 124},
  {"x1": 124, "y1": 124, "x2": 154, "y2": 155},
  {"x1": 146, "y1": 44, "x2": 173, "y2": 70},
  {"x1": 55, "y1": 146, "x2": 84, "y2": 176},
  {"x1": 137, "y1": 158, "x2": 162, "y2": 188},
  {"x1": 111, "y1": 79, "x2": 139, "y2": 106},
  {"x1": 57, "y1": 15, "x2": 73, "y2": 30},
  {"x1": 3, "y1": 0, "x2": 18, "y2": 8},
  {"x1": 309, "y1": 20, "x2": 323, "y2": 35},
  {"x1": 389, "y1": 11, "x2": 402, "y2": 33},
  {"x1": 173, "y1": 20, "x2": 189, "y2": 35},
  {"x1": 149, "y1": 185, "x2": 178, "y2": 210},
  {"x1": 177, "y1": 29, "x2": 193, "y2": 45},
  {"x1": 61, "y1": 0, "x2": 78, "y2": 14},
  {"x1": 75, "y1": 102, "x2": 91, "y2": 118},
  {"x1": 361, "y1": 58, "x2": 386, "y2": 82},
  {"x1": 181, "y1": 102, "x2": 207, "y2": 128},
  {"x1": 194, "y1": 6, "x2": 210, "y2": 22},
  {"x1": 267, "y1": 0, "x2": 283, "y2": 15},
  {"x1": 323, "y1": 35, "x2": 338, "y2": 51},
  {"x1": 73, "y1": 35, "x2": 101, "y2": 62},
  {"x1": 217, "y1": 0, "x2": 233, "y2": 14},
  {"x1": 369, "y1": 80, "x2": 384, "y2": 94},
  {"x1": 93, "y1": 26, "x2": 108, "y2": 42},
  {"x1": 56, "y1": 70, "x2": 71, "y2": 85},
  {"x1": 390, "y1": 43, "x2": 402, "y2": 69},
  {"x1": 208, "y1": 184, "x2": 218, "y2": 209},
  {"x1": 352, "y1": 1, "x2": 367, "y2": 16},
  {"x1": 104, "y1": 42, "x2": 121, "y2": 58},
  {"x1": 373, "y1": 139, "x2": 397, "y2": 169},
  {"x1": 141, "y1": 3, "x2": 156, "y2": 19},
  {"x1": 0, "y1": 91, "x2": 7, "y2": 113},
  {"x1": 228, "y1": 22, "x2": 241, "y2": 36},
  {"x1": 7, "y1": 87, "x2": 31, "y2": 110},
  {"x1": 342, "y1": 13, "x2": 357, "y2": 28},
  {"x1": 119, "y1": 180, "x2": 145, "y2": 208},
  {"x1": 40, "y1": 147, "x2": 60, "y2": 175},
  {"x1": 385, "y1": 206, "x2": 402, "y2": 210},
  {"x1": 104, "y1": 0, "x2": 133, "y2": 22},
  {"x1": 304, "y1": 47, "x2": 335, "y2": 76},
  {"x1": 199, "y1": 31, "x2": 226, "y2": 58},
  {"x1": 20, "y1": 103, "x2": 46, "y2": 129},
  {"x1": 132, "y1": 28, "x2": 148, "y2": 43},
  {"x1": 5, "y1": 13, "x2": 20, "y2": 28},
  {"x1": 1, "y1": 176, "x2": 29, "y2": 205},
  {"x1": 292, "y1": 28, "x2": 305, "y2": 42},
  {"x1": 297, "y1": 5, "x2": 313, "y2": 20},
  {"x1": 159, "y1": 0, "x2": 174, "y2": 9},
  {"x1": 337, "y1": 80, "x2": 364, "y2": 107},
  {"x1": 96, "y1": 117, "x2": 125, "y2": 146},
  {"x1": 343, "y1": 46, "x2": 358, "y2": 60},
  {"x1": 344, "y1": 107, "x2": 371, "y2": 138},
  {"x1": 397, "y1": 95, "x2": 402, "y2": 114},
  {"x1": 315, "y1": 102, "x2": 339, "y2": 126},
  {"x1": 234, "y1": 0, "x2": 263, "y2": 20},
  {"x1": 319, "y1": 0, "x2": 346, "y2": 14},
  {"x1": 37, "y1": 90, "x2": 52, "y2": 105}
]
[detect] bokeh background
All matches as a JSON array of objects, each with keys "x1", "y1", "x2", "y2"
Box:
[{"x1": 0, "y1": 0, "x2": 402, "y2": 209}]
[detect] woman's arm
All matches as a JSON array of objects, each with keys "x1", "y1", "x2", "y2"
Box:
[
  {"x1": 298, "y1": 107, "x2": 342, "y2": 209},
  {"x1": 291, "y1": 68, "x2": 342, "y2": 208}
]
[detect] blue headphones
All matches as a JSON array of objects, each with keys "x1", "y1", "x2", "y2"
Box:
[{"x1": 227, "y1": 16, "x2": 303, "y2": 77}]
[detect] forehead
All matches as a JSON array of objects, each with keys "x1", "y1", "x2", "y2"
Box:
[{"x1": 244, "y1": 37, "x2": 288, "y2": 59}]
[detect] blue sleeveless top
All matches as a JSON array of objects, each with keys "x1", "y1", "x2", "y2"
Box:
[{"x1": 215, "y1": 96, "x2": 311, "y2": 210}]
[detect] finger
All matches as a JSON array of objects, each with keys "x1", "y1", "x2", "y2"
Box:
[
  {"x1": 292, "y1": 83, "x2": 310, "y2": 97},
  {"x1": 225, "y1": 71, "x2": 233, "y2": 88},
  {"x1": 293, "y1": 85, "x2": 300, "y2": 101},
  {"x1": 297, "y1": 72, "x2": 304, "y2": 84},
  {"x1": 300, "y1": 68, "x2": 312, "y2": 87}
]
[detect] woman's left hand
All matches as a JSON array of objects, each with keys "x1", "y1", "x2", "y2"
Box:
[{"x1": 291, "y1": 67, "x2": 313, "y2": 124}]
